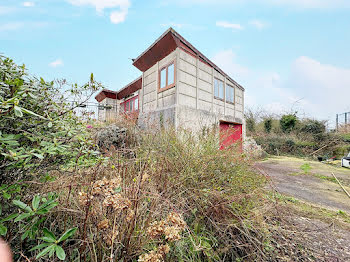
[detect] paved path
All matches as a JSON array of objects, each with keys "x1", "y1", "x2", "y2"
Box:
[{"x1": 256, "y1": 156, "x2": 350, "y2": 212}]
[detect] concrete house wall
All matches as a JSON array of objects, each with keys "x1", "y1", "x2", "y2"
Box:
[
  {"x1": 176, "y1": 48, "x2": 244, "y2": 133},
  {"x1": 138, "y1": 50, "x2": 177, "y2": 129},
  {"x1": 95, "y1": 28, "x2": 245, "y2": 139},
  {"x1": 138, "y1": 47, "x2": 245, "y2": 135},
  {"x1": 98, "y1": 97, "x2": 118, "y2": 122}
]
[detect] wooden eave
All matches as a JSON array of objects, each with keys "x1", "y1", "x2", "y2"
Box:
[
  {"x1": 132, "y1": 28, "x2": 245, "y2": 91},
  {"x1": 95, "y1": 89, "x2": 117, "y2": 102},
  {"x1": 117, "y1": 76, "x2": 142, "y2": 100}
]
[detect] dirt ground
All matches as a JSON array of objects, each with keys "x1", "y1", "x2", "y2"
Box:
[
  {"x1": 256, "y1": 156, "x2": 350, "y2": 213},
  {"x1": 257, "y1": 156, "x2": 350, "y2": 261}
]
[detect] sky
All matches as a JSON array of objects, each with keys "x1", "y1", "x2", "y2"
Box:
[{"x1": 1, "y1": 0, "x2": 350, "y2": 126}]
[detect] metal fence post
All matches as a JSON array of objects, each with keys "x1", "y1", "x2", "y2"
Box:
[{"x1": 336, "y1": 114, "x2": 339, "y2": 132}]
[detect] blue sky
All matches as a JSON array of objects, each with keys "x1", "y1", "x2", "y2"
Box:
[{"x1": 1, "y1": 0, "x2": 350, "y2": 126}]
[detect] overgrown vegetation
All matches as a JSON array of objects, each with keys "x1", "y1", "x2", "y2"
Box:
[
  {"x1": 245, "y1": 109, "x2": 350, "y2": 158},
  {"x1": 1, "y1": 55, "x2": 333, "y2": 261}
]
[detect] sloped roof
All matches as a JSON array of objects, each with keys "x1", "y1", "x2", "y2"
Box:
[
  {"x1": 117, "y1": 76, "x2": 142, "y2": 99},
  {"x1": 95, "y1": 77, "x2": 142, "y2": 102},
  {"x1": 132, "y1": 28, "x2": 244, "y2": 91},
  {"x1": 95, "y1": 89, "x2": 117, "y2": 102}
]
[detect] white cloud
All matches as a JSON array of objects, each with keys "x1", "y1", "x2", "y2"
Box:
[
  {"x1": 212, "y1": 49, "x2": 350, "y2": 124},
  {"x1": 287, "y1": 56, "x2": 350, "y2": 119},
  {"x1": 110, "y1": 9, "x2": 128, "y2": 24},
  {"x1": 216, "y1": 21, "x2": 244, "y2": 30},
  {"x1": 66, "y1": 0, "x2": 130, "y2": 24},
  {"x1": 212, "y1": 50, "x2": 249, "y2": 81},
  {"x1": 49, "y1": 59, "x2": 64, "y2": 68},
  {"x1": 22, "y1": 2, "x2": 35, "y2": 7},
  {"x1": 249, "y1": 20, "x2": 268, "y2": 30}
]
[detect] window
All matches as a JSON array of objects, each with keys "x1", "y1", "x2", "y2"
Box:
[
  {"x1": 160, "y1": 68, "x2": 166, "y2": 89},
  {"x1": 226, "y1": 84, "x2": 234, "y2": 103},
  {"x1": 168, "y1": 63, "x2": 174, "y2": 85},
  {"x1": 214, "y1": 78, "x2": 224, "y2": 100},
  {"x1": 159, "y1": 61, "x2": 176, "y2": 91},
  {"x1": 122, "y1": 96, "x2": 139, "y2": 113},
  {"x1": 134, "y1": 98, "x2": 138, "y2": 110}
]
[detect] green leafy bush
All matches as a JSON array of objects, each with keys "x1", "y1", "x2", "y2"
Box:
[
  {"x1": 0, "y1": 55, "x2": 101, "y2": 171},
  {"x1": 31, "y1": 227, "x2": 77, "y2": 260},
  {"x1": 247, "y1": 118, "x2": 256, "y2": 133},
  {"x1": 0, "y1": 54, "x2": 104, "y2": 260},
  {"x1": 299, "y1": 119, "x2": 326, "y2": 134},
  {"x1": 264, "y1": 118, "x2": 272, "y2": 133},
  {"x1": 280, "y1": 114, "x2": 297, "y2": 133}
]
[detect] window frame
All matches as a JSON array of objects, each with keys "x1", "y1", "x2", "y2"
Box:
[
  {"x1": 122, "y1": 95, "x2": 139, "y2": 113},
  {"x1": 158, "y1": 60, "x2": 176, "y2": 93},
  {"x1": 214, "y1": 78, "x2": 224, "y2": 101},
  {"x1": 225, "y1": 84, "x2": 235, "y2": 104}
]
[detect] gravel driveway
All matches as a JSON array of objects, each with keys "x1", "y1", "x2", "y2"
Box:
[{"x1": 256, "y1": 156, "x2": 350, "y2": 212}]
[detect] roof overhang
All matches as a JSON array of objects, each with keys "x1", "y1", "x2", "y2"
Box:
[
  {"x1": 95, "y1": 89, "x2": 117, "y2": 102},
  {"x1": 132, "y1": 28, "x2": 245, "y2": 91},
  {"x1": 117, "y1": 76, "x2": 142, "y2": 100},
  {"x1": 132, "y1": 29, "x2": 178, "y2": 72}
]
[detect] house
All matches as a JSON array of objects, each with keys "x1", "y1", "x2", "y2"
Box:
[{"x1": 95, "y1": 28, "x2": 245, "y2": 146}]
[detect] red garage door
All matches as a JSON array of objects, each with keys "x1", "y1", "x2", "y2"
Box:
[{"x1": 219, "y1": 122, "x2": 243, "y2": 150}]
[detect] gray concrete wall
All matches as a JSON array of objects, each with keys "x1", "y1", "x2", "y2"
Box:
[
  {"x1": 137, "y1": 47, "x2": 245, "y2": 134},
  {"x1": 175, "y1": 48, "x2": 245, "y2": 134},
  {"x1": 138, "y1": 50, "x2": 177, "y2": 129},
  {"x1": 98, "y1": 97, "x2": 118, "y2": 121}
]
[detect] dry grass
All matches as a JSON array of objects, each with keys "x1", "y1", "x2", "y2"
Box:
[{"x1": 8, "y1": 123, "x2": 326, "y2": 261}]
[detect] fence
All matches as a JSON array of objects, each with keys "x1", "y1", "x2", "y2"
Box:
[
  {"x1": 336, "y1": 112, "x2": 350, "y2": 132},
  {"x1": 67, "y1": 101, "x2": 117, "y2": 121}
]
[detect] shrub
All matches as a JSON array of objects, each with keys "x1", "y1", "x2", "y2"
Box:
[
  {"x1": 0, "y1": 55, "x2": 321, "y2": 262},
  {"x1": 264, "y1": 118, "x2": 272, "y2": 133},
  {"x1": 0, "y1": 55, "x2": 104, "y2": 260},
  {"x1": 280, "y1": 114, "x2": 297, "y2": 133},
  {"x1": 299, "y1": 119, "x2": 326, "y2": 135},
  {"x1": 246, "y1": 118, "x2": 256, "y2": 133},
  {"x1": 0, "y1": 55, "x2": 102, "y2": 173}
]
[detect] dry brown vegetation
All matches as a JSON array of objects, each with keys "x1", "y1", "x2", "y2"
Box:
[{"x1": 3, "y1": 121, "x2": 325, "y2": 261}]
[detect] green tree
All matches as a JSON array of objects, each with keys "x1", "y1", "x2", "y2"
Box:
[
  {"x1": 280, "y1": 114, "x2": 297, "y2": 133},
  {"x1": 264, "y1": 118, "x2": 272, "y2": 133},
  {"x1": 300, "y1": 119, "x2": 326, "y2": 134},
  {"x1": 246, "y1": 118, "x2": 255, "y2": 133}
]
